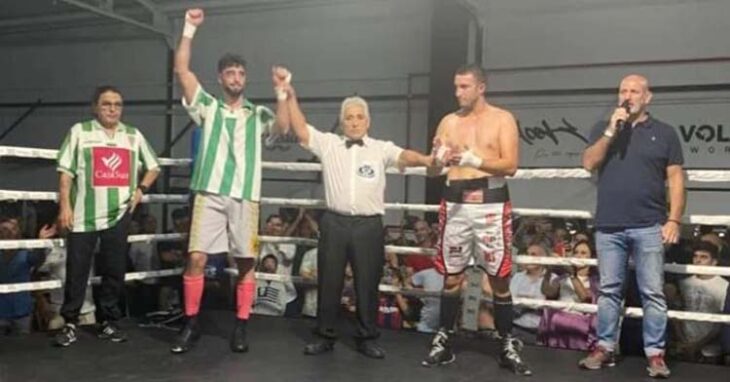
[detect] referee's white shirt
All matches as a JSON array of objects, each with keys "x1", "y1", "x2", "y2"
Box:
[{"x1": 303, "y1": 125, "x2": 404, "y2": 216}]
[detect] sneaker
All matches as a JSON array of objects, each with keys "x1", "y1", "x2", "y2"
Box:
[
  {"x1": 170, "y1": 316, "x2": 201, "y2": 354},
  {"x1": 54, "y1": 323, "x2": 77, "y2": 347},
  {"x1": 230, "y1": 318, "x2": 249, "y2": 353},
  {"x1": 98, "y1": 321, "x2": 128, "y2": 343},
  {"x1": 421, "y1": 330, "x2": 456, "y2": 367},
  {"x1": 499, "y1": 336, "x2": 532, "y2": 376},
  {"x1": 647, "y1": 354, "x2": 671, "y2": 379},
  {"x1": 579, "y1": 346, "x2": 616, "y2": 370}
]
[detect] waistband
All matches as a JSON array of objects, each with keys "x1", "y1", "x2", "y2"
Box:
[{"x1": 444, "y1": 177, "x2": 510, "y2": 204}]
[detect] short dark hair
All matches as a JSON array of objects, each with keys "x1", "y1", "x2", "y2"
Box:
[
  {"x1": 91, "y1": 85, "x2": 122, "y2": 105},
  {"x1": 266, "y1": 214, "x2": 282, "y2": 224},
  {"x1": 217, "y1": 53, "x2": 247, "y2": 73},
  {"x1": 693, "y1": 240, "x2": 719, "y2": 259},
  {"x1": 455, "y1": 64, "x2": 487, "y2": 84}
]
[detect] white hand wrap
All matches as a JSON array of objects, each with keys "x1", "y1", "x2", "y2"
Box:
[
  {"x1": 183, "y1": 22, "x2": 197, "y2": 39},
  {"x1": 433, "y1": 145, "x2": 450, "y2": 166},
  {"x1": 458, "y1": 150, "x2": 483, "y2": 169},
  {"x1": 275, "y1": 69, "x2": 292, "y2": 101}
]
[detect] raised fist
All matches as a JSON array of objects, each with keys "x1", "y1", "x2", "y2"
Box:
[{"x1": 185, "y1": 9, "x2": 204, "y2": 26}]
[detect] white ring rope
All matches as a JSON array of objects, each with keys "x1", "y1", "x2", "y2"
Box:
[
  {"x1": 2, "y1": 144, "x2": 729, "y2": 181},
  {"x1": 2, "y1": 144, "x2": 730, "y2": 325},
  {"x1": 3, "y1": 190, "x2": 728, "y2": 225}
]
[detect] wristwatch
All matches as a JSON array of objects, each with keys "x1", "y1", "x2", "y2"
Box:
[{"x1": 137, "y1": 185, "x2": 149, "y2": 194}]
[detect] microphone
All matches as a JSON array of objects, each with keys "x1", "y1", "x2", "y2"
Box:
[{"x1": 616, "y1": 100, "x2": 630, "y2": 130}]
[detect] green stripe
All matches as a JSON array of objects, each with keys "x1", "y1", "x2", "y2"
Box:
[
  {"x1": 107, "y1": 187, "x2": 119, "y2": 225},
  {"x1": 57, "y1": 133, "x2": 71, "y2": 162},
  {"x1": 242, "y1": 109, "x2": 258, "y2": 200},
  {"x1": 218, "y1": 118, "x2": 238, "y2": 196},
  {"x1": 198, "y1": 107, "x2": 225, "y2": 190},
  {"x1": 189, "y1": 128, "x2": 206, "y2": 189},
  {"x1": 129, "y1": 146, "x2": 138, "y2": 194},
  {"x1": 83, "y1": 147, "x2": 96, "y2": 231},
  {"x1": 82, "y1": 121, "x2": 93, "y2": 132}
]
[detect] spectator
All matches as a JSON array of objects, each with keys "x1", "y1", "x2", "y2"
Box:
[
  {"x1": 410, "y1": 260, "x2": 444, "y2": 333},
  {"x1": 261, "y1": 214, "x2": 297, "y2": 276},
  {"x1": 672, "y1": 241, "x2": 728, "y2": 362},
  {"x1": 539, "y1": 240, "x2": 598, "y2": 351},
  {"x1": 0, "y1": 217, "x2": 52, "y2": 335},
  {"x1": 378, "y1": 250, "x2": 410, "y2": 330},
  {"x1": 509, "y1": 243, "x2": 555, "y2": 343},
  {"x1": 403, "y1": 218, "x2": 436, "y2": 275},
  {"x1": 299, "y1": 248, "x2": 318, "y2": 318},
  {"x1": 253, "y1": 255, "x2": 296, "y2": 316}
]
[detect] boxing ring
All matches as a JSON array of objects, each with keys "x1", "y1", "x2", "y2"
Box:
[{"x1": 1, "y1": 144, "x2": 729, "y2": 381}]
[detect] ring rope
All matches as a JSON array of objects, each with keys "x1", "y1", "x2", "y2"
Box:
[{"x1": 2, "y1": 144, "x2": 730, "y2": 181}]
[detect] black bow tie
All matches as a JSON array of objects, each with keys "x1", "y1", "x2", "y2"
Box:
[{"x1": 345, "y1": 139, "x2": 364, "y2": 149}]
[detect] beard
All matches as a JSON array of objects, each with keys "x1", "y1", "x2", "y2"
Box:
[{"x1": 223, "y1": 85, "x2": 244, "y2": 99}]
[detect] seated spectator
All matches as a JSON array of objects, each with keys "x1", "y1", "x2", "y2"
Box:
[
  {"x1": 341, "y1": 263, "x2": 356, "y2": 315},
  {"x1": 378, "y1": 250, "x2": 410, "y2": 330},
  {"x1": 253, "y1": 255, "x2": 296, "y2": 316},
  {"x1": 672, "y1": 241, "x2": 728, "y2": 362},
  {"x1": 509, "y1": 243, "x2": 555, "y2": 342},
  {"x1": 403, "y1": 218, "x2": 436, "y2": 275},
  {"x1": 409, "y1": 260, "x2": 444, "y2": 333},
  {"x1": 260, "y1": 214, "x2": 297, "y2": 276},
  {"x1": 538, "y1": 240, "x2": 598, "y2": 351},
  {"x1": 298, "y1": 247, "x2": 318, "y2": 318},
  {"x1": 0, "y1": 216, "x2": 51, "y2": 335}
]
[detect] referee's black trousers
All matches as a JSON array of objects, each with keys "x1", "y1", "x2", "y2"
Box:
[{"x1": 315, "y1": 211, "x2": 384, "y2": 340}]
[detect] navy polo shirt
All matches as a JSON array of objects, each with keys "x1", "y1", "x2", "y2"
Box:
[{"x1": 589, "y1": 116, "x2": 684, "y2": 229}]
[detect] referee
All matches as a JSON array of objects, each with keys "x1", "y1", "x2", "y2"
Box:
[
  {"x1": 54, "y1": 85, "x2": 160, "y2": 347},
  {"x1": 275, "y1": 67, "x2": 434, "y2": 359}
]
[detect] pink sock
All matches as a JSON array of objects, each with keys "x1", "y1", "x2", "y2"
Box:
[
  {"x1": 183, "y1": 274, "x2": 205, "y2": 317},
  {"x1": 236, "y1": 282, "x2": 256, "y2": 320}
]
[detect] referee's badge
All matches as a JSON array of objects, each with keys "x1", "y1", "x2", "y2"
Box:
[{"x1": 357, "y1": 162, "x2": 377, "y2": 181}]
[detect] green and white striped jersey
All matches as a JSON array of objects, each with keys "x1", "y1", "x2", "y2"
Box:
[
  {"x1": 56, "y1": 119, "x2": 159, "y2": 232},
  {"x1": 183, "y1": 86, "x2": 275, "y2": 201}
]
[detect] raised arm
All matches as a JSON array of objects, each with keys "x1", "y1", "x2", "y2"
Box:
[
  {"x1": 285, "y1": 80, "x2": 311, "y2": 146},
  {"x1": 175, "y1": 9, "x2": 204, "y2": 104}
]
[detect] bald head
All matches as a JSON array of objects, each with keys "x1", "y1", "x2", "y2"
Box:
[{"x1": 620, "y1": 74, "x2": 650, "y2": 92}]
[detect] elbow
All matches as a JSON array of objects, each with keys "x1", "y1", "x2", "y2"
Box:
[
  {"x1": 504, "y1": 166, "x2": 518, "y2": 177},
  {"x1": 581, "y1": 156, "x2": 596, "y2": 172}
]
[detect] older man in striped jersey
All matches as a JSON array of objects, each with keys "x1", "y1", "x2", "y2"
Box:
[
  {"x1": 170, "y1": 8, "x2": 290, "y2": 354},
  {"x1": 54, "y1": 85, "x2": 160, "y2": 347}
]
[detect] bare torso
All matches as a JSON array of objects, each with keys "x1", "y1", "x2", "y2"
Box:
[{"x1": 438, "y1": 104, "x2": 515, "y2": 181}]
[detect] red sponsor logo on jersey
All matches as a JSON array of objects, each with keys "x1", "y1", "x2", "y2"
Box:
[{"x1": 92, "y1": 147, "x2": 131, "y2": 187}]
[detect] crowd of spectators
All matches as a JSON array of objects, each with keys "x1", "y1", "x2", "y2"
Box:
[{"x1": 2, "y1": 201, "x2": 729, "y2": 365}]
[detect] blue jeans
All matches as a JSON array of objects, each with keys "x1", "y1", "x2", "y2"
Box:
[{"x1": 595, "y1": 224, "x2": 667, "y2": 357}]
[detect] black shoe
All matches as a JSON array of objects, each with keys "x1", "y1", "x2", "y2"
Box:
[
  {"x1": 230, "y1": 318, "x2": 249, "y2": 353},
  {"x1": 98, "y1": 321, "x2": 128, "y2": 343},
  {"x1": 303, "y1": 339, "x2": 335, "y2": 355},
  {"x1": 54, "y1": 323, "x2": 78, "y2": 347},
  {"x1": 422, "y1": 330, "x2": 455, "y2": 367},
  {"x1": 356, "y1": 339, "x2": 385, "y2": 359},
  {"x1": 499, "y1": 336, "x2": 532, "y2": 376},
  {"x1": 170, "y1": 316, "x2": 201, "y2": 354}
]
